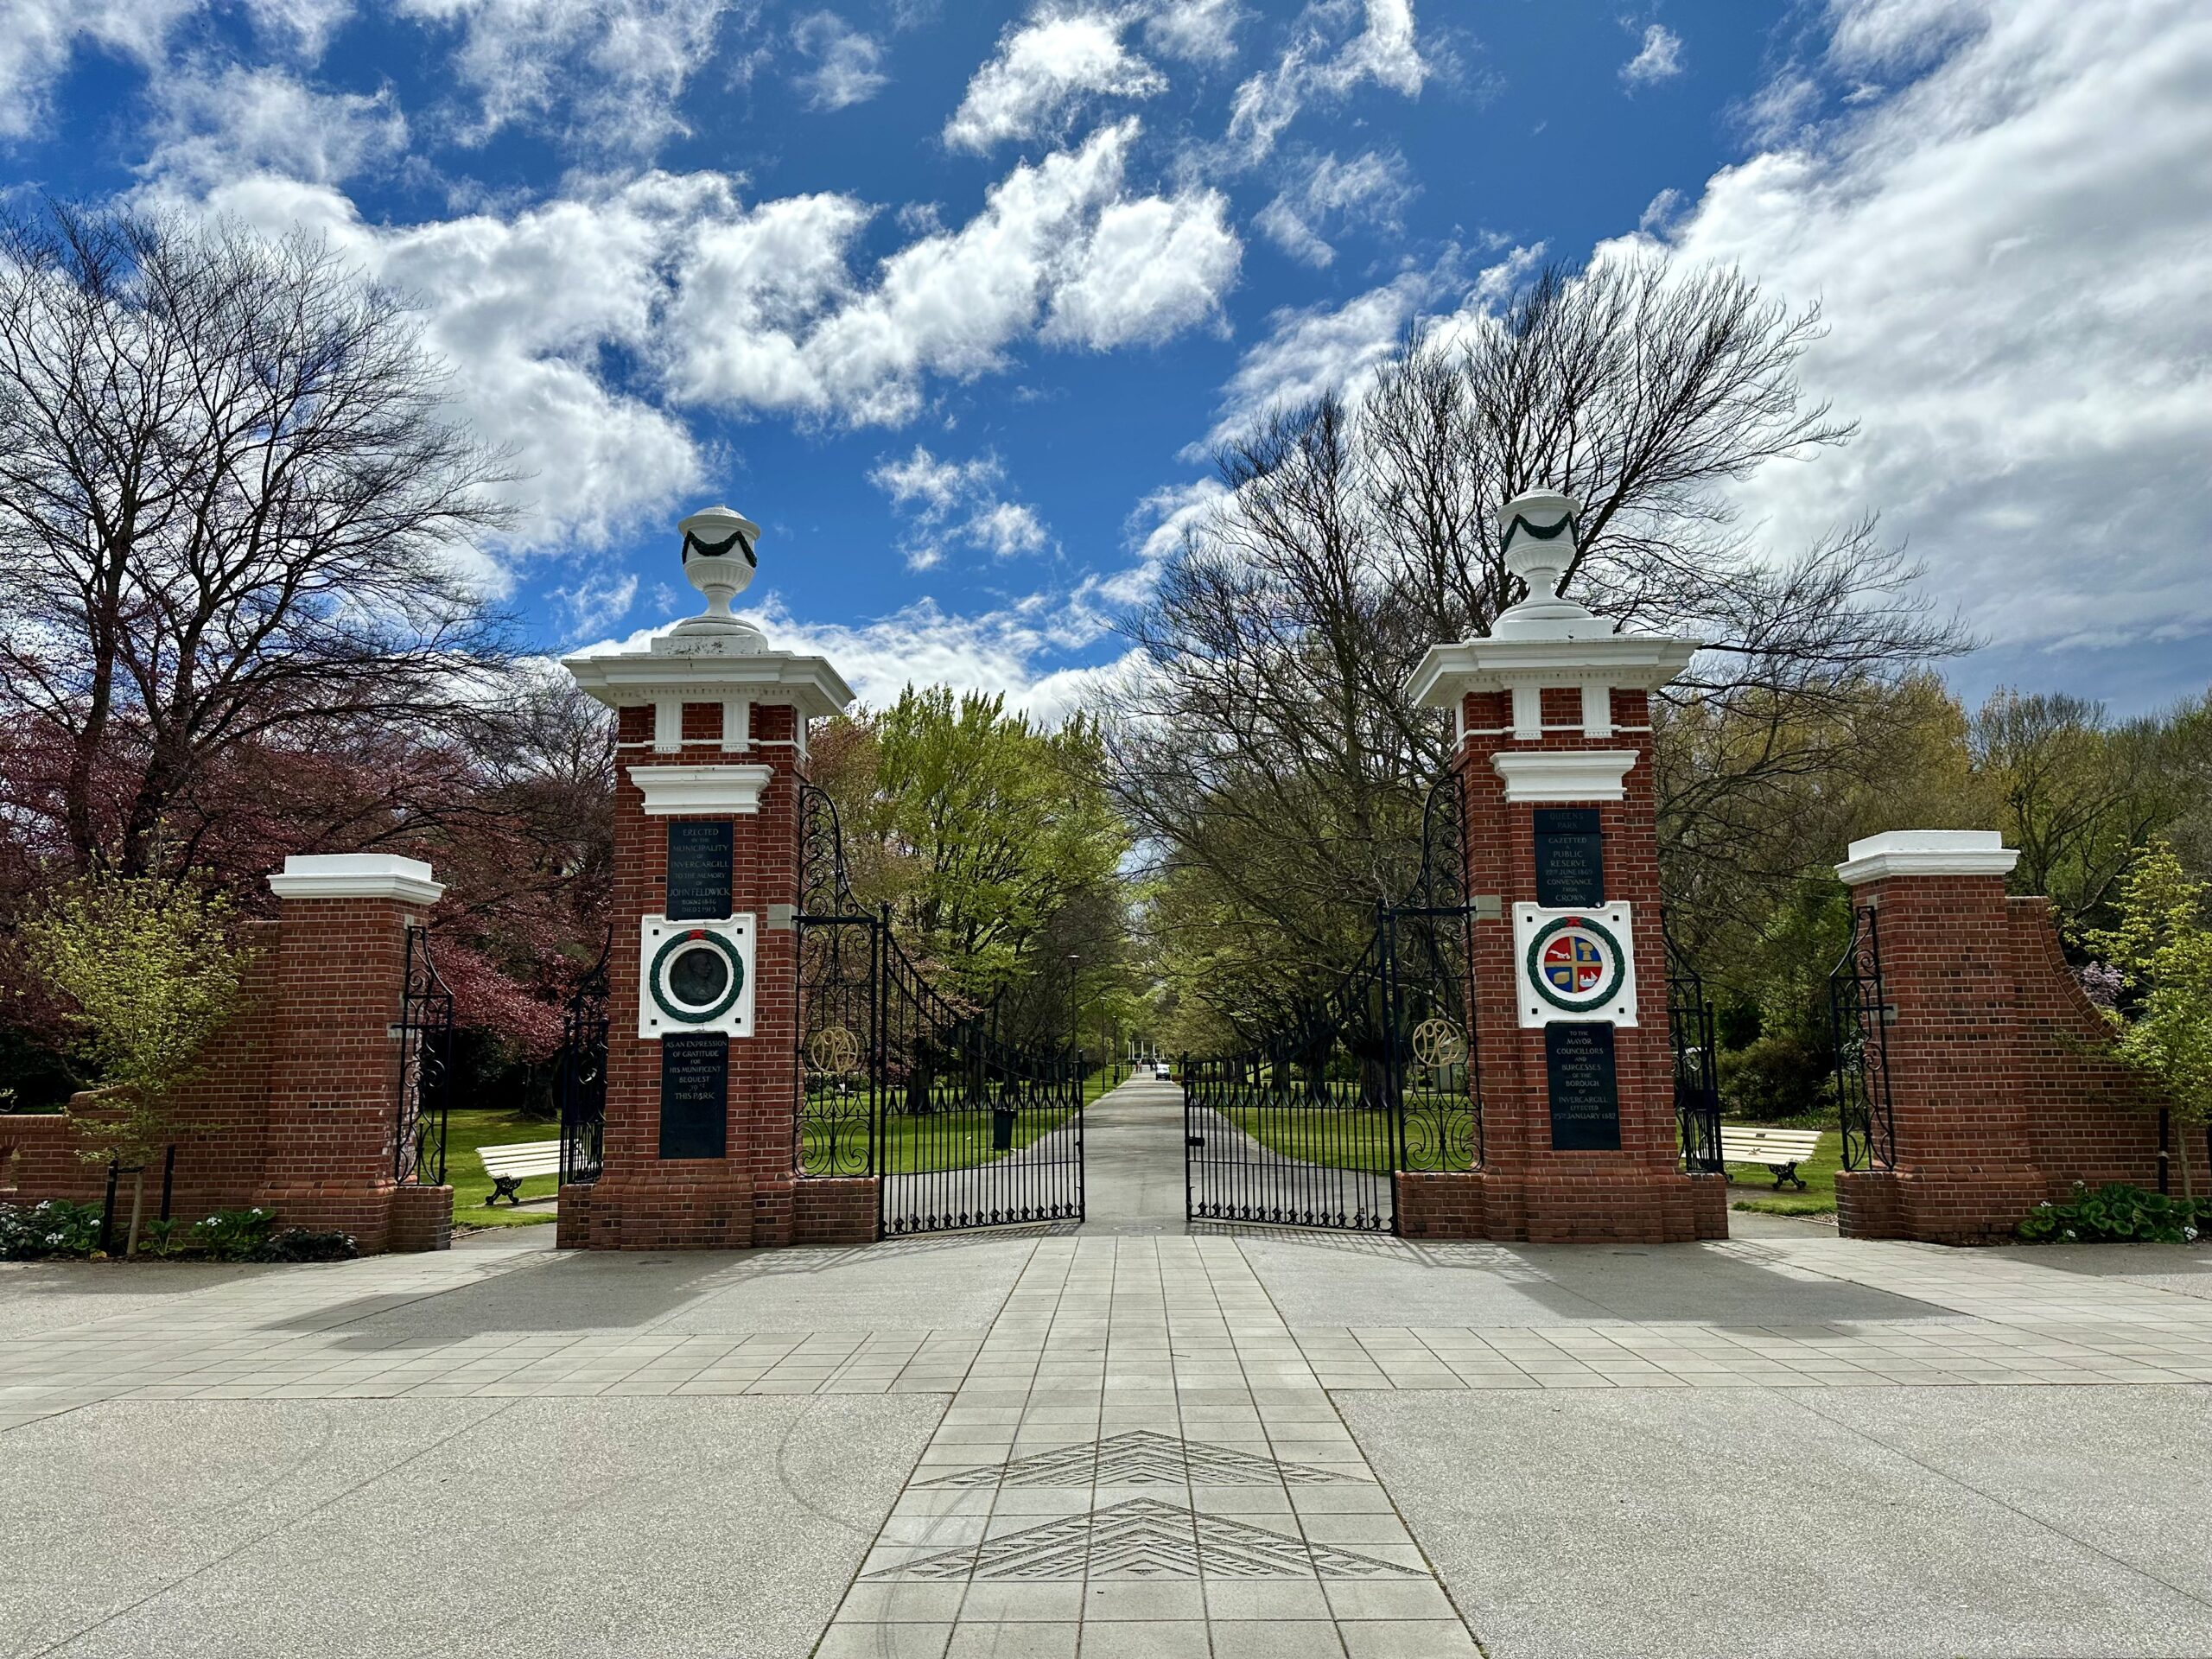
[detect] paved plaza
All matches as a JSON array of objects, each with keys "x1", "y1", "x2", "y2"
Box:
[{"x1": 7, "y1": 1078, "x2": 2212, "y2": 1656}]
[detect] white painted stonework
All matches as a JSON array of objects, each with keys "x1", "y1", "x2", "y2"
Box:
[
  {"x1": 638, "y1": 913, "x2": 757, "y2": 1039},
  {"x1": 1491, "y1": 750, "x2": 1638, "y2": 803},
  {"x1": 563, "y1": 505, "x2": 854, "y2": 737},
  {"x1": 1402, "y1": 487, "x2": 1699, "y2": 728},
  {"x1": 627, "y1": 763, "x2": 776, "y2": 817},
  {"x1": 268, "y1": 854, "x2": 444, "y2": 906},
  {"x1": 1835, "y1": 830, "x2": 2020, "y2": 884},
  {"x1": 1511, "y1": 901, "x2": 1640, "y2": 1028}
]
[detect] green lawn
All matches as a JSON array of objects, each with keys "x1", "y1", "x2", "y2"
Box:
[
  {"x1": 1212, "y1": 1101, "x2": 1472, "y2": 1174},
  {"x1": 444, "y1": 1107, "x2": 563, "y2": 1228},
  {"x1": 800, "y1": 1071, "x2": 1111, "y2": 1176},
  {"x1": 1723, "y1": 1125, "x2": 1842, "y2": 1216}
]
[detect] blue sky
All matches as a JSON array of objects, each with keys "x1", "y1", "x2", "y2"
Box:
[{"x1": 7, "y1": 0, "x2": 2209, "y2": 715}]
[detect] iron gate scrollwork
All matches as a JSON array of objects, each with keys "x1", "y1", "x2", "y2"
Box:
[
  {"x1": 1828, "y1": 904, "x2": 1897, "y2": 1172},
  {"x1": 557, "y1": 933, "x2": 611, "y2": 1185},
  {"x1": 394, "y1": 927, "x2": 453, "y2": 1186},
  {"x1": 1394, "y1": 772, "x2": 1482, "y2": 1176},
  {"x1": 1667, "y1": 942, "x2": 1723, "y2": 1173},
  {"x1": 1182, "y1": 772, "x2": 1483, "y2": 1232},
  {"x1": 795, "y1": 781, "x2": 1086, "y2": 1234}
]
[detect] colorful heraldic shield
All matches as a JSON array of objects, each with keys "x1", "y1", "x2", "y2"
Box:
[{"x1": 1510, "y1": 901, "x2": 1639, "y2": 1028}]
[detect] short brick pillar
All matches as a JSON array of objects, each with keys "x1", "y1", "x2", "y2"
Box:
[
  {"x1": 259, "y1": 854, "x2": 453, "y2": 1253},
  {"x1": 1397, "y1": 489, "x2": 1726, "y2": 1243},
  {"x1": 556, "y1": 505, "x2": 862, "y2": 1250},
  {"x1": 1830, "y1": 830, "x2": 2156, "y2": 1244}
]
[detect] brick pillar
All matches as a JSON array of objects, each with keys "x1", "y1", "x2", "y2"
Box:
[
  {"x1": 259, "y1": 854, "x2": 450, "y2": 1253},
  {"x1": 556, "y1": 505, "x2": 855, "y2": 1250},
  {"x1": 1396, "y1": 488, "x2": 1726, "y2": 1243},
  {"x1": 1833, "y1": 831, "x2": 2049, "y2": 1243}
]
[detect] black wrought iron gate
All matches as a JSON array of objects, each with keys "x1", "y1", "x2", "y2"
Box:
[
  {"x1": 796, "y1": 783, "x2": 1085, "y2": 1236},
  {"x1": 1182, "y1": 776, "x2": 1480, "y2": 1231}
]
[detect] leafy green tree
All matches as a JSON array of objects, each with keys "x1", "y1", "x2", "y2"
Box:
[
  {"x1": 1974, "y1": 690, "x2": 2210, "y2": 932},
  {"x1": 2086, "y1": 842, "x2": 2212, "y2": 1198},
  {"x1": 817, "y1": 688, "x2": 1135, "y2": 1050},
  {"x1": 20, "y1": 872, "x2": 256, "y2": 1253}
]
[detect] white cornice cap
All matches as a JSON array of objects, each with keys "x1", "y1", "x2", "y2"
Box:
[
  {"x1": 268, "y1": 854, "x2": 444, "y2": 906},
  {"x1": 1836, "y1": 830, "x2": 2019, "y2": 885},
  {"x1": 563, "y1": 645, "x2": 853, "y2": 720},
  {"x1": 1405, "y1": 633, "x2": 1699, "y2": 708},
  {"x1": 628, "y1": 763, "x2": 776, "y2": 817},
  {"x1": 1491, "y1": 750, "x2": 1639, "y2": 803}
]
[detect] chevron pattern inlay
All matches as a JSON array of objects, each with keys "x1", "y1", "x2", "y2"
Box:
[
  {"x1": 867, "y1": 1498, "x2": 1425, "y2": 1582},
  {"x1": 916, "y1": 1428, "x2": 1364, "y2": 1489}
]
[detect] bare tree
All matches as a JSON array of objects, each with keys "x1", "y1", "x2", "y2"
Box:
[
  {"x1": 0, "y1": 205, "x2": 515, "y2": 876},
  {"x1": 1102, "y1": 256, "x2": 1967, "y2": 1025}
]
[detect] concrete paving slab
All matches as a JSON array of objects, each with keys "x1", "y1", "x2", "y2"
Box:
[
  {"x1": 1242, "y1": 1232, "x2": 1948, "y2": 1328},
  {"x1": 0, "y1": 1395, "x2": 940, "y2": 1658},
  {"x1": 1340, "y1": 1386, "x2": 2212, "y2": 1658}
]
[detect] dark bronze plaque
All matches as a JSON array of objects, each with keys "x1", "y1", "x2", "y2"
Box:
[
  {"x1": 1533, "y1": 807, "x2": 1605, "y2": 909},
  {"x1": 1546, "y1": 1021, "x2": 1621, "y2": 1151},
  {"x1": 665, "y1": 821, "x2": 733, "y2": 921},
  {"x1": 659, "y1": 1033, "x2": 728, "y2": 1159}
]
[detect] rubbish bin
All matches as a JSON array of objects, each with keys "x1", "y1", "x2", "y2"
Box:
[{"x1": 991, "y1": 1106, "x2": 1017, "y2": 1151}]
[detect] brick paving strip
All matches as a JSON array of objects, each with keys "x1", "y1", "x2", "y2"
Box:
[{"x1": 813, "y1": 1235, "x2": 1480, "y2": 1659}]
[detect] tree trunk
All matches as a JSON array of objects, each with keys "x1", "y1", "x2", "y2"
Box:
[{"x1": 125, "y1": 1170, "x2": 144, "y2": 1258}]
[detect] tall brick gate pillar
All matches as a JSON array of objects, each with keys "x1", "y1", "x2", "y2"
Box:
[
  {"x1": 1397, "y1": 489, "x2": 1727, "y2": 1243},
  {"x1": 556, "y1": 506, "x2": 859, "y2": 1250},
  {"x1": 1831, "y1": 830, "x2": 2051, "y2": 1243},
  {"x1": 260, "y1": 853, "x2": 453, "y2": 1253}
]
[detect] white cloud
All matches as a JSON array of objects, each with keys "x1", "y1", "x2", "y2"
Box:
[
  {"x1": 1620, "y1": 23, "x2": 1684, "y2": 87},
  {"x1": 792, "y1": 11, "x2": 888, "y2": 111},
  {"x1": 944, "y1": 7, "x2": 1166, "y2": 154},
  {"x1": 1637, "y1": 186, "x2": 1683, "y2": 235},
  {"x1": 145, "y1": 64, "x2": 406, "y2": 190},
  {"x1": 395, "y1": 0, "x2": 734, "y2": 154},
  {"x1": 0, "y1": 0, "x2": 203, "y2": 140},
  {"x1": 1633, "y1": 0, "x2": 2212, "y2": 654},
  {"x1": 868, "y1": 443, "x2": 1052, "y2": 567},
  {"x1": 1224, "y1": 0, "x2": 1429, "y2": 165},
  {"x1": 1142, "y1": 0, "x2": 1242, "y2": 64},
  {"x1": 149, "y1": 116, "x2": 1238, "y2": 558},
  {"x1": 670, "y1": 118, "x2": 1239, "y2": 423},
  {"x1": 188, "y1": 170, "x2": 715, "y2": 558},
  {"x1": 969, "y1": 499, "x2": 1051, "y2": 557},
  {"x1": 556, "y1": 566, "x2": 640, "y2": 639},
  {"x1": 1253, "y1": 147, "x2": 1414, "y2": 267},
  {"x1": 765, "y1": 594, "x2": 1116, "y2": 719},
  {"x1": 1198, "y1": 242, "x2": 1540, "y2": 451},
  {"x1": 1043, "y1": 188, "x2": 1241, "y2": 347}
]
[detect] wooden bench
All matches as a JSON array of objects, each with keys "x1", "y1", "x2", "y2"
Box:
[
  {"x1": 1719, "y1": 1126, "x2": 1823, "y2": 1192},
  {"x1": 478, "y1": 1140, "x2": 563, "y2": 1205}
]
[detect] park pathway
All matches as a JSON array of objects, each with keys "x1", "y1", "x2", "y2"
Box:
[
  {"x1": 1075, "y1": 1072, "x2": 1189, "y2": 1236},
  {"x1": 811, "y1": 1226, "x2": 1482, "y2": 1657}
]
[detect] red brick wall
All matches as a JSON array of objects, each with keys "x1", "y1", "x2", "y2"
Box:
[
  {"x1": 792, "y1": 1176, "x2": 879, "y2": 1245},
  {"x1": 582, "y1": 695, "x2": 808, "y2": 1249},
  {"x1": 0, "y1": 905, "x2": 453, "y2": 1254},
  {"x1": 1834, "y1": 874, "x2": 2168, "y2": 1244},
  {"x1": 1409, "y1": 685, "x2": 1720, "y2": 1243},
  {"x1": 2009, "y1": 896, "x2": 2163, "y2": 1191}
]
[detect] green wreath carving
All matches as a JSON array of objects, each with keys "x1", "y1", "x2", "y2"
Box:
[
  {"x1": 649, "y1": 929, "x2": 747, "y2": 1024},
  {"x1": 1524, "y1": 913, "x2": 1626, "y2": 1014}
]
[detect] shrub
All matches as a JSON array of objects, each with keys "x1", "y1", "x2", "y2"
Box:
[
  {"x1": 1718, "y1": 1029, "x2": 1834, "y2": 1122},
  {"x1": 138, "y1": 1217, "x2": 181, "y2": 1257},
  {"x1": 257, "y1": 1229, "x2": 358, "y2": 1262},
  {"x1": 2018, "y1": 1182, "x2": 2206, "y2": 1244},
  {"x1": 0, "y1": 1198, "x2": 105, "y2": 1259},
  {"x1": 189, "y1": 1205, "x2": 276, "y2": 1262}
]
